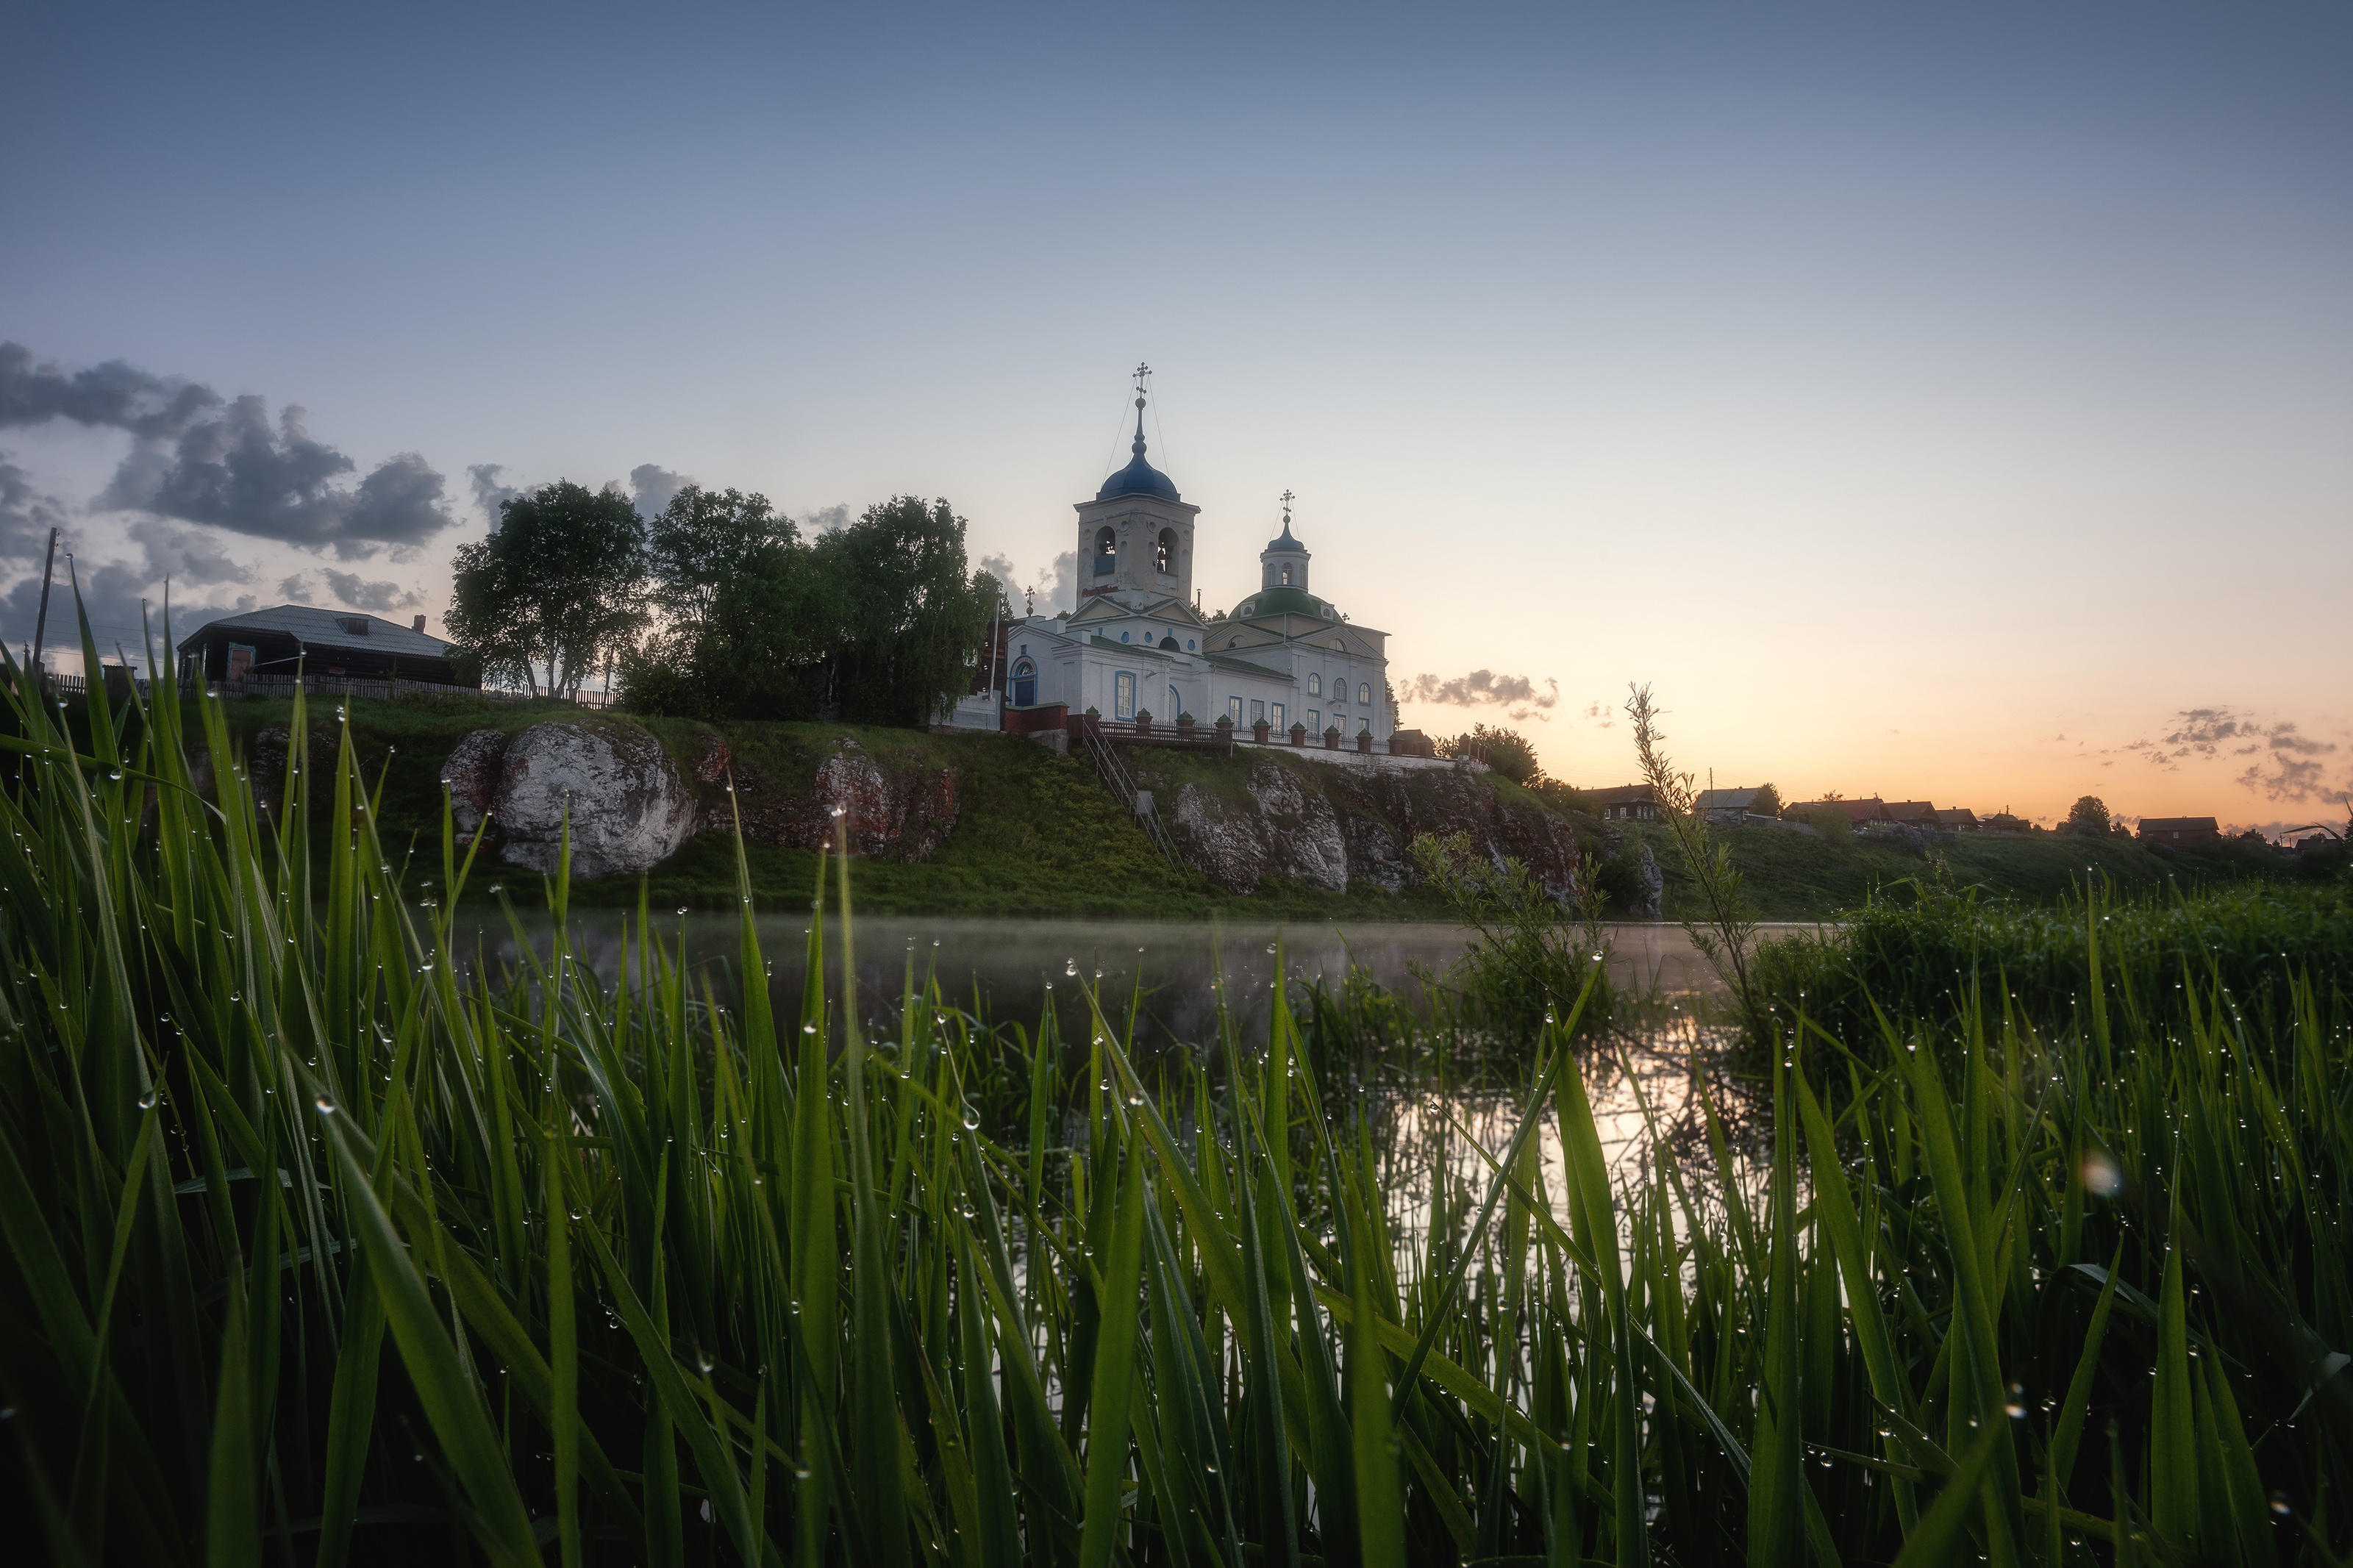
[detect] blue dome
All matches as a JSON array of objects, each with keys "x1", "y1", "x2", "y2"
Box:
[{"x1": 1098, "y1": 445, "x2": 1180, "y2": 502}]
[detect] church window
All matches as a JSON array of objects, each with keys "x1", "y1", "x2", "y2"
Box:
[
  {"x1": 1155, "y1": 527, "x2": 1176, "y2": 574},
  {"x1": 1114, "y1": 671, "x2": 1136, "y2": 720},
  {"x1": 1228, "y1": 696, "x2": 1243, "y2": 723},
  {"x1": 1168, "y1": 684, "x2": 1180, "y2": 716},
  {"x1": 1271, "y1": 703, "x2": 1286, "y2": 730},
  {"x1": 1307, "y1": 709, "x2": 1321, "y2": 733},
  {"x1": 1279, "y1": 565, "x2": 1293, "y2": 586},
  {"x1": 1120, "y1": 631, "x2": 1130, "y2": 642},
  {"x1": 1250, "y1": 699, "x2": 1265, "y2": 723},
  {"x1": 1093, "y1": 526, "x2": 1116, "y2": 575},
  {"x1": 1160, "y1": 632, "x2": 1179, "y2": 650},
  {"x1": 1187, "y1": 639, "x2": 1195, "y2": 650},
  {"x1": 1011, "y1": 658, "x2": 1037, "y2": 707},
  {"x1": 1307, "y1": 673, "x2": 1321, "y2": 696},
  {"x1": 1359, "y1": 682, "x2": 1371, "y2": 706},
  {"x1": 1358, "y1": 715, "x2": 1371, "y2": 733},
  {"x1": 1229, "y1": 637, "x2": 1243, "y2": 648}
]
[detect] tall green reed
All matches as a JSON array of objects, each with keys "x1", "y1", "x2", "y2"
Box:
[{"x1": 1, "y1": 601, "x2": 2347, "y2": 1564}]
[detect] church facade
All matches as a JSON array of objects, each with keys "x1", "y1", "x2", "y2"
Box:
[{"x1": 1003, "y1": 389, "x2": 1393, "y2": 743}]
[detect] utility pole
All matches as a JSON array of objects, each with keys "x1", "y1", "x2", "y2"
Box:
[{"x1": 29, "y1": 526, "x2": 59, "y2": 676}]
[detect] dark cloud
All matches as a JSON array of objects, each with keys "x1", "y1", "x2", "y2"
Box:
[
  {"x1": 629, "y1": 463, "x2": 690, "y2": 522},
  {"x1": 279, "y1": 573, "x2": 314, "y2": 599},
  {"x1": 127, "y1": 518, "x2": 249, "y2": 586},
  {"x1": 1, "y1": 342, "x2": 452, "y2": 558},
  {"x1": 1400, "y1": 669, "x2": 1561, "y2": 723},
  {"x1": 0, "y1": 555, "x2": 251, "y2": 667},
  {"x1": 321, "y1": 569, "x2": 422, "y2": 612},
  {"x1": 0, "y1": 456, "x2": 68, "y2": 566},
  {"x1": 1043, "y1": 551, "x2": 1076, "y2": 613},
  {"x1": 469, "y1": 463, "x2": 521, "y2": 529},
  {"x1": 2124, "y1": 704, "x2": 2349, "y2": 805},
  {"x1": 801, "y1": 504, "x2": 852, "y2": 535}
]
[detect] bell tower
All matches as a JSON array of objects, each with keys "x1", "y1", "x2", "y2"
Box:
[
  {"x1": 1074, "y1": 364, "x2": 1199, "y2": 606},
  {"x1": 1260, "y1": 491, "x2": 1310, "y2": 592}
]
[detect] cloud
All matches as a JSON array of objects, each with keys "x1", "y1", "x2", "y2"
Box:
[
  {"x1": 279, "y1": 573, "x2": 313, "y2": 598},
  {"x1": 1, "y1": 341, "x2": 452, "y2": 558},
  {"x1": 1399, "y1": 669, "x2": 1561, "y2": 722},
  {"x1": 629, "y1": 464, "x2": 690, "y2": 522},
  {"x1": 801, "y1": 504, "x2": 852, "y2": 535},
  {"x1": 0, "y1": 456, "x2": 67, "y2": 566},
  {"x1": 1042, "y1": 551, "x2": 1076, "y2": 613},
  {"x1": 128, "y1": 518, "x2": 249, "y2": 586},
  {"x1": 978, "y1": 552, "x2": 1019, "y2": 614},
  {"x1": 469, "y1": 463, "x2": 521, "y2": 529},
  {"x1": 2121, "y1": 704, "x2": 2350, "y2": 805},
  {"x1": 321, "y1": 569, "x2": 423, "y2": 612}
]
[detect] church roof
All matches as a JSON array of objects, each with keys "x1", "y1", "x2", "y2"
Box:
[
  {"x1": 1098, "y1": 395, "x2": 1180, "y2": 501},
  {"x1": 1231, "y1": 585, "x2": 1327, "y2": 619},
  {"x1": 1263, "y1": 518, "x2": 1307, "y2": 554}
]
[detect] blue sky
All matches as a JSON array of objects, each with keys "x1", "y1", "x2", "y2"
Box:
[{"x1": 4, "y1": 3, "x2": 2347, "y2": 824}]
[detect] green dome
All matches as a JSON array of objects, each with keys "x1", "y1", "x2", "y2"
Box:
[{"x1": 1233, "y1": 586, "x2": 1327, "y2": 619}]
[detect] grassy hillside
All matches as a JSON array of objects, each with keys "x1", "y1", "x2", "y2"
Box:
[{"x1": 204, "y1": 693, "x2": 2307, "y2": 921}]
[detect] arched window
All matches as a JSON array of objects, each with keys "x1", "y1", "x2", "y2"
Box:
[
  {"x1": 1010, "y1": 658, "x2": 1036, "y2": 707},
  {"x1": 1093, "y1": 525, "x2": 1116, "y2": 576},
  {"x1": 1307, "y1": 673, "x2": 1321, "y2": 695},
  {"x1": 1279, "y1": 564, "x2": 1293, "y2": 586},
  {"x1": 1160, "y1": 632, "x2": 1179, "y2": 650},
  {"x1": 1155, "y1": 527, "x2": 1176, "y2": 574},
  {"x1": 1358, "y1": 682, "x2": 1371, "y2": 706}
]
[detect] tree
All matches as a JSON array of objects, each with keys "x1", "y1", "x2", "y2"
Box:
[
  {"x1": 2066, "y1": 795, "x2": 2111, "y2": 837},
  {"x1": 626, "y1": 486, "x2": 829, "y2": 718},
  {"x1": 447, "y1": 482, "x2": 647, "y2": 699},
  {"x1": 810, "y1": 496, "x2": 1002, "y2": 726},
  {"x1": 1750, "y1": 781, "x2": 1783, "y2": 819},
  {"x1": 1445, "y1": 723, "x2": 1543, "y2": 784}
]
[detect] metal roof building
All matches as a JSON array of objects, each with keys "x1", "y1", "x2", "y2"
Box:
[{"x1": 175, "y1": 604, "x2": 475, "y2": 687}]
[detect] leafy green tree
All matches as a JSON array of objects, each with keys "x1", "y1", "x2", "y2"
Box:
[
  {"x1": 447, "y1": 481, "x2": 647, "y2": 698},
  {"x1": 810, "y1": 496, "x2": 1002, "y2": 726},
  {"x1": 626, "y1": 486, "x2": 829, "y2": 718},
  {"x1": 2067, "y1": 795, "x2": 2111, "y2": 836},
  {"x1": 1447, "y1": 723, "x2": 1543, "y2": 785},
  {"x1": 1750, "y1": 781, "x2": 1782, "y2": 819}
]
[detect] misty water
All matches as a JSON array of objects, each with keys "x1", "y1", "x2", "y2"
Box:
[{"x1": 456, "y1": 912, "x2": 1816, "y2": 1206}]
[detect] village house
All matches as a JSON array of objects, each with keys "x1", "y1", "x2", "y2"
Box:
[
  {"x1": 1694, "y1": 787, "x2": 1765, "y2": 823},
  {"x1": 2138, "y1": 816, "x2": 2220, "y2": 847},
  {"x1": 176, "y1": 605, "x2": 474, "y2": 688},
  {"x1": 1590, "y1": 784, "x2": 1659, "y2": 822},
  {"x1": 1933, "y1": 807, "x2": 1979, "y2": 832}
]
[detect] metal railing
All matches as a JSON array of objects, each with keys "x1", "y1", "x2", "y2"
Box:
[{"x1": 1076, "y1": 723, "x2": 1188, "y2": 872}]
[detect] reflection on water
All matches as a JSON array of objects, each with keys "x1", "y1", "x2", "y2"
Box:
[
  {"x1": 458, "y1": 911, "x2": 1809, "y2": 1053},
  {"x1": 451, "y1": 911, "x2": 1784, "y2": 1242}
]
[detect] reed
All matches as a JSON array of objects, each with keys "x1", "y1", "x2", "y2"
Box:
[{"x1": 1, "y1": 606, "x2": 2347, "y2": 1564}]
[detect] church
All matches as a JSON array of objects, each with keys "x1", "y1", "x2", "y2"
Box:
[{"x1": 1000, "y1": 379, "x2": 1393, "y2": 745}]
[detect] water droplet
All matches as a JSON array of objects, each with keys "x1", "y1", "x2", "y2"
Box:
[
  {"x1": 961, "y1": 1103, "x2": 981, "y2": 1131},
  {"x1": 137, "y1": 1088, "x2": 159, "y2": 1110},
  {"x1": 314, "y1": 1094, "x2": 338, "y2": 1114},
  {"x1": 696, "y1": 1349, "x2": 715, "y2": 1373},
  {"x1": 2080, "y1": 1150, "x2": 2123, "y2": 1198},
  {"x1": 2271, "y1": 1491, "x2": 2293, "y2": 1517}
]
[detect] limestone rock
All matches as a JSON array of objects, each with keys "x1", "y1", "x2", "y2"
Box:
[
  {"x1": 440, "y1": 720, "x2": 699, "y2": 880},
  {"x1": 723, "y1": 737, "x2": 960, "y2": 861}
]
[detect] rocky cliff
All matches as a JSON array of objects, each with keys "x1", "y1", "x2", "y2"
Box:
[
  {"x1": 256, "y1": 709, "x2": 1590, "y2": 903},
  {"x1": 1138, "y1": 753, "x2": 1588, "y2": 899}
]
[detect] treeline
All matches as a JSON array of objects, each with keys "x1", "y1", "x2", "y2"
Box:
[{"x1": 446, "y1": 482, "x2": 1001, "y2": 724}]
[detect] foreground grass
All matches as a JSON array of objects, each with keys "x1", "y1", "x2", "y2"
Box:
[{"x1": 4, "y1": 637, "x2": 2350, "y2": 1564}]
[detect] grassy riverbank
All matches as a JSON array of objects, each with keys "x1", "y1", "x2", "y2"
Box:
[
  {"x1": 5, "y1": 668, "x2": 2349, "y2": 1564},
  {"x1": 194, "y1": 690, "x2": 2319, "y2": 923}
]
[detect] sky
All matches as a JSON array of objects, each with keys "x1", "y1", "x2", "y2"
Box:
[{"x1": 3, "y1": 2, "x2": 2347, "y2": 831}]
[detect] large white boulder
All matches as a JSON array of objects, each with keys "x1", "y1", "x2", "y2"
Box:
[{"x1": 442, "y1": 720, "x2": 698, "y2": 880}]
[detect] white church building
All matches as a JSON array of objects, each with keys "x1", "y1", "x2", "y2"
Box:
[{"x1": 998, "y1": 384, "x2": 1393, "y2": 744}]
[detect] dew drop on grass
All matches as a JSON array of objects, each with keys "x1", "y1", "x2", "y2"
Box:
[
  {"x1": 2272, "y1": 1492, "x2": 2293, "y2": 1517},
  {"x1": 314, "y1": 1094, "x2": 338, "y2": 1114},
  {"x1": 961, "y1": 1103, "x2": 981, "y2": 1131},
  {"x1": 696, "y1": 1349, "x2": 715, "y2": 1373},
  {"x1": 2079, "y1": 1150, "x2": 2123, "y2": 1197},
  {"x1": 137, "y1": 1088, "x2": 159, "y2": 1110}
]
